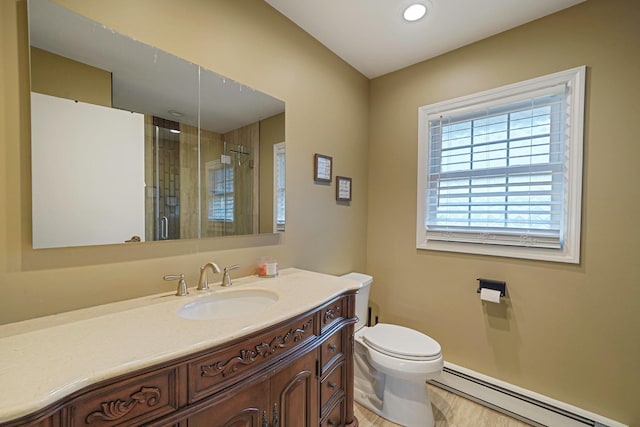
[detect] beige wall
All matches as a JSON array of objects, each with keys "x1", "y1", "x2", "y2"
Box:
[
  {"x1": 30, "y1": 47, "x2": 112, "y2": 107},
  {"x1": 0, "y1": 0, "x2": 368, "y2": 322},
  {"x1": 367, "y1": 0, "x2": 639, "y2": 424}
]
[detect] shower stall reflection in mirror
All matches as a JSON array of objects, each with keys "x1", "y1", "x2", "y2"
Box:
[
  {"x1": 149, "y1": 117, "x2": 182, "y2": 241},
  {"x1": 204, "y1": 139, "x2": 256, "y2": 238},
  {"x1": 145, "y1": 117, "x2": 258, "y2": 241}
]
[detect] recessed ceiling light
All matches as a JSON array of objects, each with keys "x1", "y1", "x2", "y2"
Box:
[
  {"x1": 403, "y1": 3, "x2": 427, "y2": 22},
  {"x1": 168, "y1": 110, "x2": 184, "y2": 117}
]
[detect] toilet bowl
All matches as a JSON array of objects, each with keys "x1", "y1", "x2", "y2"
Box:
[{"x1": 342, "y1": 273, "x2": 443, "y2": 427}]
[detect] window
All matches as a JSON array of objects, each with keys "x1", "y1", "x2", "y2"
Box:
[
  {"x1": 207, "y1": 160, "x2": 234, "y2": 222},
  {"x1": 274, "y1": 142, "x2": 286, "y2": 232},
  {"x1": 416, "y1": 66, "x2": 585, "y2": 263}
]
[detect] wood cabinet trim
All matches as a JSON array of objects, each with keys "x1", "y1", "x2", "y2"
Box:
[
  {"x1": 84, "y1": 386, "x2": 161, "y2": 423},
  {"x1": 200, "y1": 318, "x2": 313, "y2": 379},
  {"x1": 188, "y1": 313, "x2": 317, "y2": 402}
]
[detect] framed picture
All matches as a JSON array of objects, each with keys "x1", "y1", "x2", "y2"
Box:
[
  {"x1": 336, "y1": 176, "x2": 352, "y2": 201},
  {"x1": 314, "y1": 153, "x2": 333, "y2": 182}
]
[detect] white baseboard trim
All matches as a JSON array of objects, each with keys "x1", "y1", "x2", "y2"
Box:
[{"x1": 429, "y1": 362, "x2": 627, "y2": 427}]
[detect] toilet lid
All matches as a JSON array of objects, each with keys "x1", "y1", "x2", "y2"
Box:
[{"x1": 363, "y1": 324, "x2": 441, "y2": 361}]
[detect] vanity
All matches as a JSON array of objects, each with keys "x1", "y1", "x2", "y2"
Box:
[{"x1": 0, "y1": 269, "x2": 360, "y2": 427}]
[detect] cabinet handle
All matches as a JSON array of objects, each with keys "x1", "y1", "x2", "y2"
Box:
[
  {"x1": 273, "y1": 403, "x2": 279, "y2": 427},
  {"x1": 328, "y1": 343, "x2": 337, "y2": 352},
  {"x1": 262, "y1": 410, "x2": 269, "y2": 427},
  {"x1": 328, "y1": 381, "x2": 337, "y2": 389},
  {"x1": 160, "y1": 216, "x2": 168, "y2": 240},
  {"x1": 327, "y1": 419, "x2": 338, "y2": 426}
]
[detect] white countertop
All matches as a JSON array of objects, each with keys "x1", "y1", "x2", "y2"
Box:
[{"x1": 0, "y1": 268, "x2": 361, "y2": 423}]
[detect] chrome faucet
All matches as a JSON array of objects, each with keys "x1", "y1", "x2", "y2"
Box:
[
  {"x1": 197, "y1": 262, "x2": 221, "y2": 290},
  {"x1": 221, "y1": 265, "x2": 240, "y2": 287}
]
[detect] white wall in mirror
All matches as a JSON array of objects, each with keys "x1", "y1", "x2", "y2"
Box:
[{"x1": 31, "y1": 92, "x2": 145, "y2": 248}]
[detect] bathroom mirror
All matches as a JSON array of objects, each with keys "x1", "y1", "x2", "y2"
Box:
[{"x1": 28, "y1": 0, "x2": 286, "y2": 249}]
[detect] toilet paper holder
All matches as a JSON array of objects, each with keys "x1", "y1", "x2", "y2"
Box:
[{"x1": 476, "y1": 278, "x2": 506, "y2": 297}]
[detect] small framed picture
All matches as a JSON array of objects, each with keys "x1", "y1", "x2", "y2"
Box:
[
  {"x1": 336, "y1": 176, "x2": 352, "y2": 201},
  {"x1": 314, "y1": 153, "x2": 333, "y2": 182}
]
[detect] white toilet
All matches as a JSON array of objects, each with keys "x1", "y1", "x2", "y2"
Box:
[{"x1": 342, "y1": 273, "x2": 443, "y2": 427}]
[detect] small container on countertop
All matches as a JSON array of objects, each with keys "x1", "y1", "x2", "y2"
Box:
[{"x1": 258, "y1": 257, "x2": 278, "y2": 277}]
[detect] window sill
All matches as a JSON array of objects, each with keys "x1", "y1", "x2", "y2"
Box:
[{"x1": 417, "y1": 239, "x2": 580, "y2": 264}]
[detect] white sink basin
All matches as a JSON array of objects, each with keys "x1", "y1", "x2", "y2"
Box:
[{"x1": 177, "y1": 289, "x2": 278, "y2": 320}]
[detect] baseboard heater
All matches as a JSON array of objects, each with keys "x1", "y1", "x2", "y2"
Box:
[{"x1": 429, "y1": 362, "x2": 627, "y2": 427}]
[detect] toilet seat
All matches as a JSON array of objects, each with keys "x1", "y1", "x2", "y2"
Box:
[{"x1": 362, "y1": 324, "x2": 441, "y2": 361}]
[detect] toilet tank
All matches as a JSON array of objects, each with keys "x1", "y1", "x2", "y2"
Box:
[{"x1": 341, "y1": 272, "x2": 373, "y2": 331}]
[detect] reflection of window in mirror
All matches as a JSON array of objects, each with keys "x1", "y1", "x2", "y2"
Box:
[
  {"x1": 274, "y1": 142, "x2": 286, "y2": 232},
  {"x1": 207, "y1": 160, "x2": 234, "y2": 223}
]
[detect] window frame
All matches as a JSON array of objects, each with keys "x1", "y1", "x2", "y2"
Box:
[
  {"x1": 416, "y1": 66, "x2": 586, "y2": 263},
  {"x1": 273, "y1": 142, "x2": 286, "y2": 232}
]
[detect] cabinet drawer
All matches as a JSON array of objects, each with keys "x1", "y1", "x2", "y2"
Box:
[
  {"x1": 320, "y1": 396, "x2": 345, "y2": 427},
  {"x1": 320, "y1": 329, "x2": 344, "y2": 373},
  {"x1": 321, "y1": 360, "x2": 344, "y2": 413},
  {"x1": 188, "y1": 313, "x2": 316, "y2": 402},
  {"x1": 320, "y1": 297, "x2": 346, "y2": 332},
  {"x1": 68, "y1": 366, "x2": 179, "y2": 426}
]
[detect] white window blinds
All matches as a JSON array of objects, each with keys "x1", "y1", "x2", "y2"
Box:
[
  {"x1": 274, "y1": 142, "x2": 286, "y2": 231},
  {"x1": 207, "y1": 162, "x2": 234, "y2": 222},
  {"x1": 417, "y1": 66, "x2": 585, "y2": 263}
]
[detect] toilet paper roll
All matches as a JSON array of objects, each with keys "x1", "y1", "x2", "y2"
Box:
[{"x1": 480, "y1": 288, "x2": 502, "y2": 303}]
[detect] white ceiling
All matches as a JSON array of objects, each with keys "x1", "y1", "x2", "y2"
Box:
[{"x1": 265, "y1": 0, "x2": 586, "y2": 78}]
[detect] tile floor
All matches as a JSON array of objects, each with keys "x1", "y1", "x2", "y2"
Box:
[{"x1": 353, "y1": 383, "x2": 534, "y2": 427}]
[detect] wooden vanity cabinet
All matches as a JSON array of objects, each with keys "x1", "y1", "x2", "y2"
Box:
[
  {"x1": 186, "y1": 375, "x2": 269, "y2": 427},
  {"x1": 2, "y1": 293, "x2": 357, "y2": 427},
  {"x1": 187, "y1": 348, "x2": 319, "y2": 427},
  {"x1": 269, "y1": 349, "x2": 320, "y2": 426}
]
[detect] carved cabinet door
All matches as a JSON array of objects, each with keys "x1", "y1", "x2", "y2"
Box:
[
  {"x1": 269, "y1": 349, "x2": 319, "y2": 427},
  {"x1": 187, "y1": 379, "x2": 269, "y2": 427}
]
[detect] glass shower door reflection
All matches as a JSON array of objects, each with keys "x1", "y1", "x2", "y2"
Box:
[
  {"x1": 227, "y1": 142, "x2": 254, "y2": 236},
  {"x1": 146, "y1": 119, "x2": 200, "y2": 241},
  {"x1": 153, "y1": 124, "x2": 181, "y2": 240}
]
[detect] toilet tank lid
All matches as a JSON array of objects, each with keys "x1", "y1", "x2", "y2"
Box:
[
  {"x1": 363, "y1": 323, "x2": 442, "y2": 359},
  {"x1": 341, "y1": 272, "x2": 373, "y2": 286}
]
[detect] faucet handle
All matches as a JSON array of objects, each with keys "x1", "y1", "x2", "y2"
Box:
[
  {"x1": 164, "y1": 274, "x2": 189, "y2": 296},
  {"x1": 221, "y1": 265, "x2": 240, "y2": 287}
]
